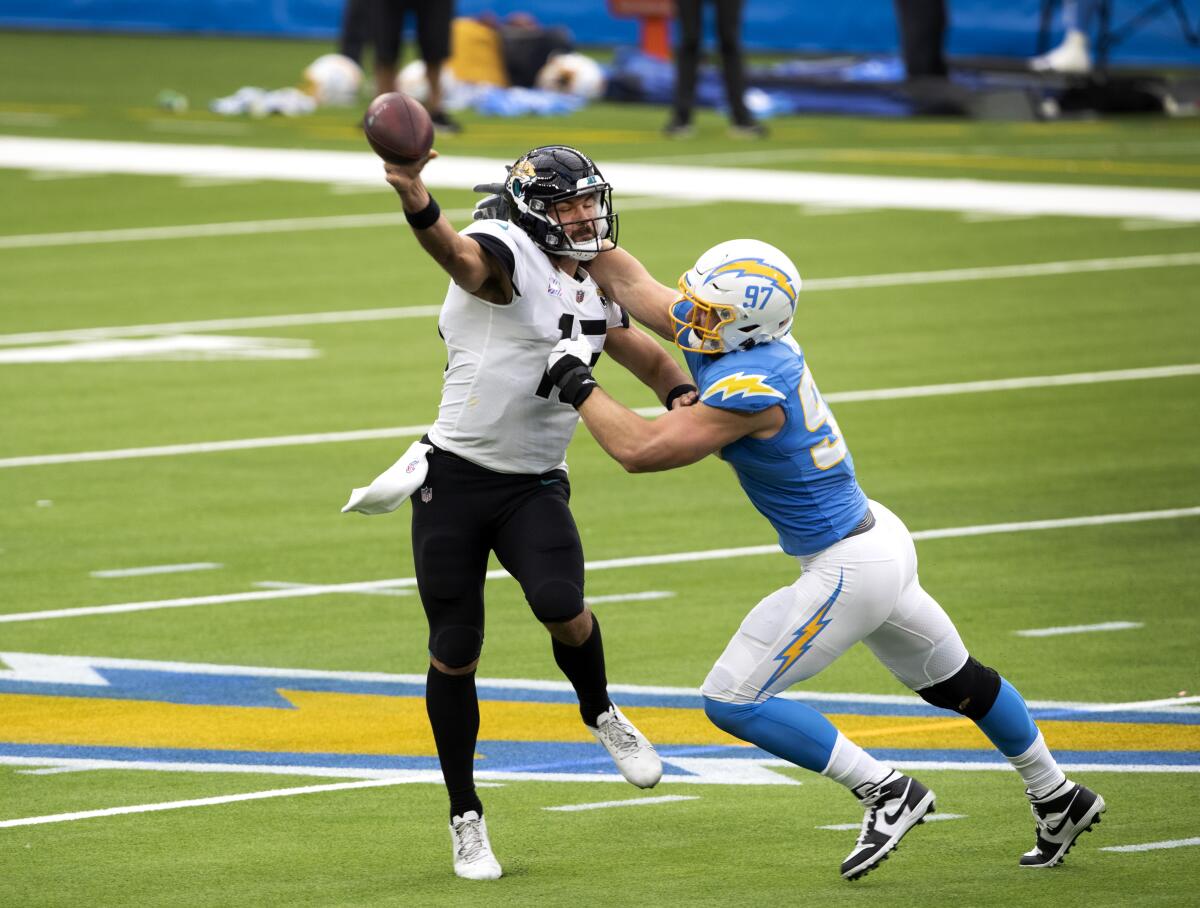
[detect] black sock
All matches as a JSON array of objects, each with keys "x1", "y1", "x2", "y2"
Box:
[
  {"x1": 425, "y1": 665, "x2": 484, "y2": 820},
  {"x1": 552, "y1": 614, "x2": 612, "y2": 726}
]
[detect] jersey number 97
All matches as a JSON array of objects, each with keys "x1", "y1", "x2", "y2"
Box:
[{"x1": 798, "y1": 367, "x2": 849, "y2": 471}]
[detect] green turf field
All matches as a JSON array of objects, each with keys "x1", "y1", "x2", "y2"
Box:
[{"x1": 1, "y1": 29, "x2": 1198, "y2": 906}]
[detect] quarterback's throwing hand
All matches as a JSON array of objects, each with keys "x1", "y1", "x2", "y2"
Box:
[
  {"x1": 383, "y1": 151, "x2": 438, "y2": 196},
  {"x1": 547, "y1": 337, "x2": 598, "y2": 409}
]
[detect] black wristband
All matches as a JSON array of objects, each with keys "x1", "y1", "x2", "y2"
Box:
[
  {"x1": 405, "y1": 195, "x2": 440, "y2": 230},
  {"x1": 665, "y1": 383, "x2": 698, "y2": 409},
  {"x1": 548, "y1": 356, "x2": 599, "y2": 409}
]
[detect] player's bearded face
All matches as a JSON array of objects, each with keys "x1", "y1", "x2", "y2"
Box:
[{"x1": 551, "y1": 193, "x2": 600, "y2": 243}]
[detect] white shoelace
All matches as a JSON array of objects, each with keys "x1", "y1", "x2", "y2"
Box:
[
  {"x1": 453, "y1": 817, "x2": 487, "y2": 862},
  {"x1": 597, "y1": 714, "x2": 641, "y2": 756}
]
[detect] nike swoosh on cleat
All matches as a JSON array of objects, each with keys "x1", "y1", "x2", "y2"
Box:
[
  {"x1": 881, "y1": 782, "x2": 913, "y2": 825},
  {"x1": 1043, "y1": 791, "x2": 1080, "y2": 838}
]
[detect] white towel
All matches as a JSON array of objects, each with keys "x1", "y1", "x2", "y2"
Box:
[{"x1": 341, "y1": 440, "x2": 433, "y2": 515}]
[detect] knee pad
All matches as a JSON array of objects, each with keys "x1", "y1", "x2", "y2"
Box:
[
  {"x1": 917, "y1": 655, "x2": 1001, "y2": 720},
  {"x1": 526, "y1": 578, "x2": 584, "y2": 624},
  {"x1": 428, "y1": 624, "x2": 482, "y2": 669}
]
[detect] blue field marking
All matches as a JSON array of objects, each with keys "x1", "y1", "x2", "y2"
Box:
[{"x1": 2, "y1": 741, "x2": 1196, "y2": 776}]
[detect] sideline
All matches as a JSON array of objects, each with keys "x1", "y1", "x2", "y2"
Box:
[{"x1": 2, "y1": 136, "x2": 1199, "y2": 220}]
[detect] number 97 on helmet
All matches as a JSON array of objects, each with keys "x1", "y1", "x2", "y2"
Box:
[{"x1": 672, "y1": 239, "x2": 802, "y2": 354}]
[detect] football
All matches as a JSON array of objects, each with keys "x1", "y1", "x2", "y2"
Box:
[{"x1": 362, "y1": 92, "x2": 434, "y2": 164}]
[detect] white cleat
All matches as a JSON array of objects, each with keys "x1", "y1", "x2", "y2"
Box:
[
  {"x1": 841, "y1": 771, "x2": 936, "y2": 881},
  {"x1": 1030, "y1": 30, "x2": 1093, "y2": 74},
  {"x1": 449, "y1": 811, "x2": 502, "y2": 881},
  {"x1": 590, "y1": 704, "x2": 663, "y2": 788},
  {"x1": 1020, "y1": 780, "x2": 1106, "y2": 868}
]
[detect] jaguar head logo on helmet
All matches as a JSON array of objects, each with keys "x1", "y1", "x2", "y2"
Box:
[
  {"x1": 503, "y1": 145, "x2": 618, "y2": 262},
  {"x1": 672, "y1": 238, "x2": 802, "y2": 354}
]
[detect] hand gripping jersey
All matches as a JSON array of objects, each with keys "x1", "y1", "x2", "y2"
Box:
[
  {"x1": 427, "y1": 219, "x2": 628, "y2": 475},
  {"x1": 677, "y1": 303, "x2": 868, "y2": 556}
]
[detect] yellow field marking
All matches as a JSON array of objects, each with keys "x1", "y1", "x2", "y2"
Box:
[
  {"x1": 1011, "y1": 121, "x2": 1114, "y2": 135},
  {"x1": 441, "y1": 126, "x2": 655, "y2": 144},
  {"x1": 5, "y1": 692, "x2": 1197, "y2": 757},
  {"x1": 303, "y1": 124, "x2": 371, "y2": 141},
  {"x1": 858, "y1": 123, "x2": 969, "y2": 138},
  {"x1": 809, "y1": 148, "x2": 1200, "y2": 179},
  {"x1": 0, "y1": 102, "x2": 84, "y2": 115}
]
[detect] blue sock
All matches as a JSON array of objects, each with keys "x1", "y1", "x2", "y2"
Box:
[
  {"x1": 976, "y1": 678, "x2": 1039, "y2": 757},
  {"x1": 703, "y1": 695, "x2": 837, "y2": 773}
]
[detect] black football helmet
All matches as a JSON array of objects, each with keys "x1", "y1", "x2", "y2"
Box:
[{"x1": 503, "y1": 145, "x2": 618, "y2": 261}]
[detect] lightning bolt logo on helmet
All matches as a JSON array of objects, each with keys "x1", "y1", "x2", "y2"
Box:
[{"x1": 673, "y1": 239, "x2": 802, "y2": 355}]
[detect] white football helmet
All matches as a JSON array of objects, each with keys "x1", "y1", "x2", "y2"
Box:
[
  {"x1": 672, "y1": 239, "x2": 801, "y2": 354},
  {"x1": 302, "y1": 54, "x2": 363, "y2": 107},
  {"x1": 534, "y1": 53, "x2": 607, "y2": 100}
]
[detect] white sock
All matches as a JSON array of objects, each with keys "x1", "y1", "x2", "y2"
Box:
[
  {"x1": 1009, "y1": 731, "x2": 1067, "y2": 798},
  {"x1": 821, "y1": 732, "x2": 893, "y2": 795}
]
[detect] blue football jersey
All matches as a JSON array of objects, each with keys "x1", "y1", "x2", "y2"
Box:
[{"x1": 677, "y1": 305, "x2": 868, "y2": 555}]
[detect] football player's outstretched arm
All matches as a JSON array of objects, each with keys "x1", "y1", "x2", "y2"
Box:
[
  {"x1": 580, "y1": 390, "x2": 781, "y2": 472},
  {"x1": 588, "y1": 248, "x2": 678, "y2": 342},
  {"x1": 604, "y1": 325, "x2": 697, "y2": 410},
  {"x1": 383, "y1": 155, "x2": 513, "y2": 306},
  {"x1": 546, "y1": 339, "x2": 781, "y2": 470}
]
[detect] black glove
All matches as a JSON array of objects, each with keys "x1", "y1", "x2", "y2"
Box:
[
  {"x1": 547, "y1": 338, "x2": 598, "y2": 408},
  {"x1": 472, "y1": 182, "x2": 509, "y2": 221}
]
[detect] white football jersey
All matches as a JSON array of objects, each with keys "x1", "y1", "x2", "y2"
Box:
[{"x1": 426, "y1": 219, "x2": 628, "y2": 475}]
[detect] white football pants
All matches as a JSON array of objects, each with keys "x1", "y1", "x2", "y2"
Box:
[{"x1": 701, "y1": 500, "x2": 969, "y2": 703}]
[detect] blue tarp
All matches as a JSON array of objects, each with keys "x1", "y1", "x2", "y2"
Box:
[{"x1": 2, "y1": 0, "x2": 1199, "y2": 67}]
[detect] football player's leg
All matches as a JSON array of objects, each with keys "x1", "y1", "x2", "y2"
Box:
[
  {"x1": 701, "y1": 551, "x2": 935, "y2": 880},
  {"x1": 412, "y1": 463, "x2": 491, "y2": 824},
  {"x1": 494, "y1": 482, "x2": 661, "y2": 787},
  {"x1": 492, "y1": 481, "x2": 606, "y2": 719},
  {"x1": 701, "y1": 555, "x2": 897, "y2": 781},
  {"x1": 864, "y1": 503, "x2": 1104, "y2": 865}
]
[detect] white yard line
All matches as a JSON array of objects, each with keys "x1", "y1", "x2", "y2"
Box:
[
  {"x1": 1101, "y1": 837, "x2": 1200, "y2": 853},
  {"x1": 3, "y1": 252, "x2": 1197, "y2": 341},
  {"x1": 635, "y1": 140, "x2": 1200, "y2": 167},
  {"x1": 544, "y1": 795, "x2": 699, "y2": 812},
  {"x1": 0, "y1": 194, "x2": 702, "y2": 252},
  {"x1": 0, "y1": 425, "x2": 432, "y2": 468},
  {"x1": 1015, "y1": 621, "x2": 1144, "y2": 638},
  {"x1": 1, "y1": 137, "x2": 1198, "y2": 220},
  {"x1": 254, "y1": 580, "x2": 412, "y2": 598},
  {"x1": 0, "y1": 307, "x2": 443, "y2": 347},
  {"x1": 1, "y1": 250, "x2": 1195, "y2": 343},
  {"x1": 1, "y1": 506, "x2": 1196, "y2": 625},
  {"x1": 802, "y1": 252, "x2": 1200, "y2": 291},
  {"x1": 585, "y1": 591, "x2": 675, "y2": 605},
  {"x1": 817, "y1": 813, "x2": 965, "y2": 830},
  {"x1": 0, "y1": 777, "x2": 416, "y2": 829},
  {"x1": 3, "y1": 363, "x2": 1197, "y2": 469},
  {"x1": 90, "y1": 562, "x2": 222, "y2": 578}
]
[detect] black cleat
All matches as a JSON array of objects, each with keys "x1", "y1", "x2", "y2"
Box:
[
  {"x1": 1020, "y1": 780, "x2": 1106, "y2": 868},
  {"x1": 841, "y1": 771, "x2": 936, "y2": 881}
]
